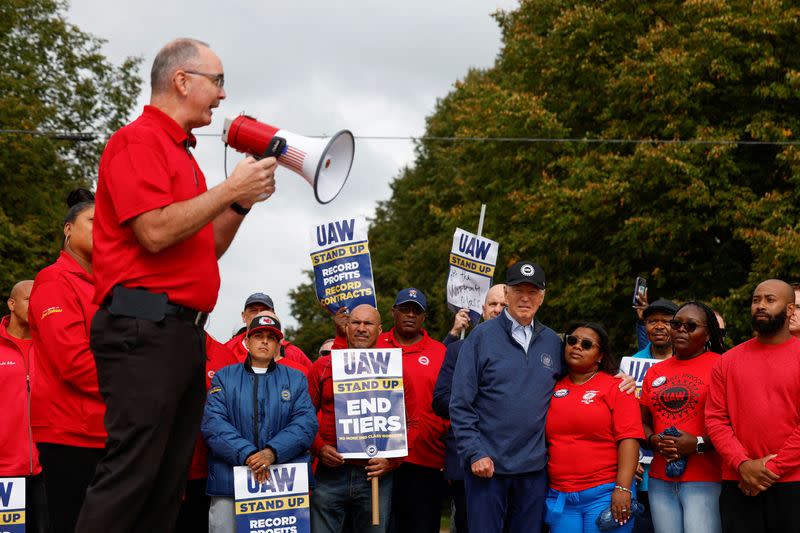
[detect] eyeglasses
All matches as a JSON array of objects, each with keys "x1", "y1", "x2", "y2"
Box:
[
  {"x1": 565, "y1": 335, "x2": 597, "y2": 350},
  {"x1": 184, "y1": 70, "x2": 225, "y2": 88},
  {"x1": 668, "y1": 320, "x2": 706, "y2": 333}
]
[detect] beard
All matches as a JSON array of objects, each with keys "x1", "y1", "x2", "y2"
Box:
[{"x1": 752, "y1": 309, "x2": 788, "y2": 335}]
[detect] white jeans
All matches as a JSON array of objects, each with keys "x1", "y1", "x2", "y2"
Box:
[{"x1": 208, "y1": 496, "x2": 235, "y2": 533}]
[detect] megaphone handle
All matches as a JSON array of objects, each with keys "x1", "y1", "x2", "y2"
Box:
[{"x1": 259, "y1": 136, "x2": 287, "y2": 160}]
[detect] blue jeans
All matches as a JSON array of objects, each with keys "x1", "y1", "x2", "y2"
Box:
[
  {"x1": 648, "y1": 478, "x2": 721, "y2": 533},
  {"x1": 310, "y1": 463, "x2": 393, "y2": 533},
  {"x1": 545, "y1": 482, "x2": 635, "y2": 533}
]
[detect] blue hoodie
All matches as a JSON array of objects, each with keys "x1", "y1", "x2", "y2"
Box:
[{"x1": 450, "y1": 310, "x2": 562, "y2": 475}]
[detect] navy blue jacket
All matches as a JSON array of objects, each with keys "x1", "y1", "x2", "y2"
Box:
[
  {"x1": 202, "y1": 360, "x2": 318, "y2": 497},
  {"x1": 432, "y1": 338, "x2": 465, "y2": 480},
  {"x1": 450, "y1": 311, "x2": 562, "y2": 475}
]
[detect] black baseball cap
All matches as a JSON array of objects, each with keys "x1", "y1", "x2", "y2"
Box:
[
  {"x1": 244, "y1": 292, "x2": 274, "y2": 310},
  {"x1": 506, "y1": 260, "x2": 546, "y2": 289},
  {"x1": 643, "y1": 299, "x2": 678, "y2": 319},
  {"x1": 247, "y1": 315, "x2": 283, "y2": 340}
]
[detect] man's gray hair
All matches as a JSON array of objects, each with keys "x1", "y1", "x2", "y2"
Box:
[{"x1": 150, "y1": 38, "x2": 210, "y2": 93}]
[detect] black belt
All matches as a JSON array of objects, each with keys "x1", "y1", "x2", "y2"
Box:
[
  {"x1": 106, "y1": 286, "x2": 208, "y2": 328},
  {"x1": 165, "y1": 303, "x2": 209, "y2": 328}
]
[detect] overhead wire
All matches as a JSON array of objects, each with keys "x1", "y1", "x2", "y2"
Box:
[{"x1": 1, "y1": 128, "x2": 799, "y2": 146}]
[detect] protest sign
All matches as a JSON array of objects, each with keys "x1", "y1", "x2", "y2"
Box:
[
  {"x1": 331, "y1": 348, "x2": 408, "y2": 459},
  {"x1": 620, "y1": 356, "x2": 665, "y2": 465},
  {"x1": 310, "y1": 217, "x2": 377, "y2": 313},
  {"x1": 0, "y1": 477, "x2": 25, "y2": 533},
  {"x1": 446, "y1": 228, "x2": 498, "y2": 325},
  {"x1": 233, "y1": 464, "x2": 310, "y2": 533}
]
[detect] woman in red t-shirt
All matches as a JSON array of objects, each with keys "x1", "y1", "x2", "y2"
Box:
[
  {"x1": 640, "y1": 301, "x2": 726, "y2": 533},
  {"x1": 545, "y1": 322, "x2": 643, "y2": 532}
]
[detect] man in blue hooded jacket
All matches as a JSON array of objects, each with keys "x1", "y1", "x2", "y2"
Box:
[{"x1": 202, "y1": 314, "x2": 317, "y2": 532}]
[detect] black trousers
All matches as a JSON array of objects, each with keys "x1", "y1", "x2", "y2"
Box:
[
  {"x1": 391, "y1": 462, "x2": 445, "y2": 533},
  {"x1": 25, "y1": 473, "x2": 51, "y2": 533},
  {"x1": 75, "y1": 310, "x2": 206, "y2": 533},
  {"x1": 37, "y1": 443, "x2": 104, "y2": 533},
  {"x1": 174, "y1": 478, "x2": 209, "y2": 533},
  {"x1": 720, "y1": 480, "x2": 800, "y2": 533}
]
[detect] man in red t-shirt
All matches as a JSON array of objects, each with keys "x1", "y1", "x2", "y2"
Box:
[
  {"x1": 706, "y1": 279, "x2": 800, "y2": 533},
  {"x1": 224, "y1": 292, "x2": 312, "y2": 369},
  {"x1": 78, "y1": 38, "x2": 277, "y2": 532}
]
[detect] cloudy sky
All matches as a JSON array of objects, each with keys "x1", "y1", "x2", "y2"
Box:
[{"x1": 67, "y1": 0, "x2": 518, "y2": 342}]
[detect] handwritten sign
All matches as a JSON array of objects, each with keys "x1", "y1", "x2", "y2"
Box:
[{"x1": 446, "y1": 228, "x2": 498, "y2": 324}]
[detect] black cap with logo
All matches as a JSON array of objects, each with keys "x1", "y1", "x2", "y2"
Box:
[{"x1": 505, "y1": 260, "x2": 546, "y2": 289}]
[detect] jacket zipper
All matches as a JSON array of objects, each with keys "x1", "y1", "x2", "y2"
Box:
[
  {"x1": 27, "y1": 374, "x2": 33, "y2": 474},
  {"x1": 24, "y1": 343, "x2": 33, "y2": 475},
  {"x1": 252, "y1": 372, "x2": 260, "y2": 449}
]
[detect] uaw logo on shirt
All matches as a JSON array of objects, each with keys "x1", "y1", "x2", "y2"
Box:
[
  {"x1": 418, "y1": 355, "x2": 430, "y2": 366},
  {"x1": 281, "y1": 388, "x2": 292, "y2": 401},
  {"x1": 581, "y1": 390, "x2": 599, "y2": 405},
  {"x1": 541, "y1": 353, "x2": 554, "y2": 370},
  {"x1": 553, "y1": 388, "x2": 569, "y2": 398},
  {"x1": 207, "y1": 370, "x2": 216, "y2": 380}
]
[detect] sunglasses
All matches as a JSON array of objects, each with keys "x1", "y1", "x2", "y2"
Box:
[
  {"x1": 319, "y1": 350, "x2": 331, "y2": 356},
  {"x1": 565, "y1": 335, "x2": 597, "y2": 350},
  {"x1": 668, "y1": 320, "x2": 706, "y2": 333}
]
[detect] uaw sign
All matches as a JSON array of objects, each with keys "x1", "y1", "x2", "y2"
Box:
[
  {"x1": 0, "y1": 477, "x2": 25, "y2": 533},
  {"x1": 310, "y1": 217, "x2": 377, "y2": 314},
  {"x1": 447, "y1": 228, "x2": 499, "y2": 324},
  {"x1": 620, "y1": 355, "x2": 665, "y2": 465},
  {"x1": 331, "y1": 348, "x2": 408, "y2": 459},
  {"x1": 233, "y1": 464, "x2": 310, "y2": 533}
]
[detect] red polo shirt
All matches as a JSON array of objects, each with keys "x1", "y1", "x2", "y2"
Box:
[{"x1": 92, "y1": 105, "x2": 220, "y2": 312}]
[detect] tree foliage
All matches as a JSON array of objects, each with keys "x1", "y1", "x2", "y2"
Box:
[
  {"x1": 0, "y1": 0, "x2": 141, "y2": 302},
  {"x1": 288, "y1": 0, "x2": 800, "y2": 356}
]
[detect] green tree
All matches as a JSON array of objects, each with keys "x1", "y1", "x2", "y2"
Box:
[
  {"x1": 0, "y1": 0, "x2": 141, "y2": 301},
  {"x1": 289, "y1": 0, "x2": 800, "y2": 354}
]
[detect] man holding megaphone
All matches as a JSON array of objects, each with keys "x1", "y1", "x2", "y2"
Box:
[{"x1": 76, "y1": 38, "x2": 277, "y2": 533}]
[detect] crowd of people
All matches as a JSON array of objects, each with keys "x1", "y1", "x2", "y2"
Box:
[{"x1": 1, "y1": 37, "x2": 798, "y2": 533}]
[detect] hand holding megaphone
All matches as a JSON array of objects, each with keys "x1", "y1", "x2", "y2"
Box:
[
  {"x1": 222, "y1": 115, "x2": 354, "y2": 204},
  {"x1": 226, "y1": 155, "x2": 278, "y2": 208}
]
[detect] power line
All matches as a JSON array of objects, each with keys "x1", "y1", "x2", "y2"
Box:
[{"x1": 1, "y1": 128, "x2": 798, "y2": 146}]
